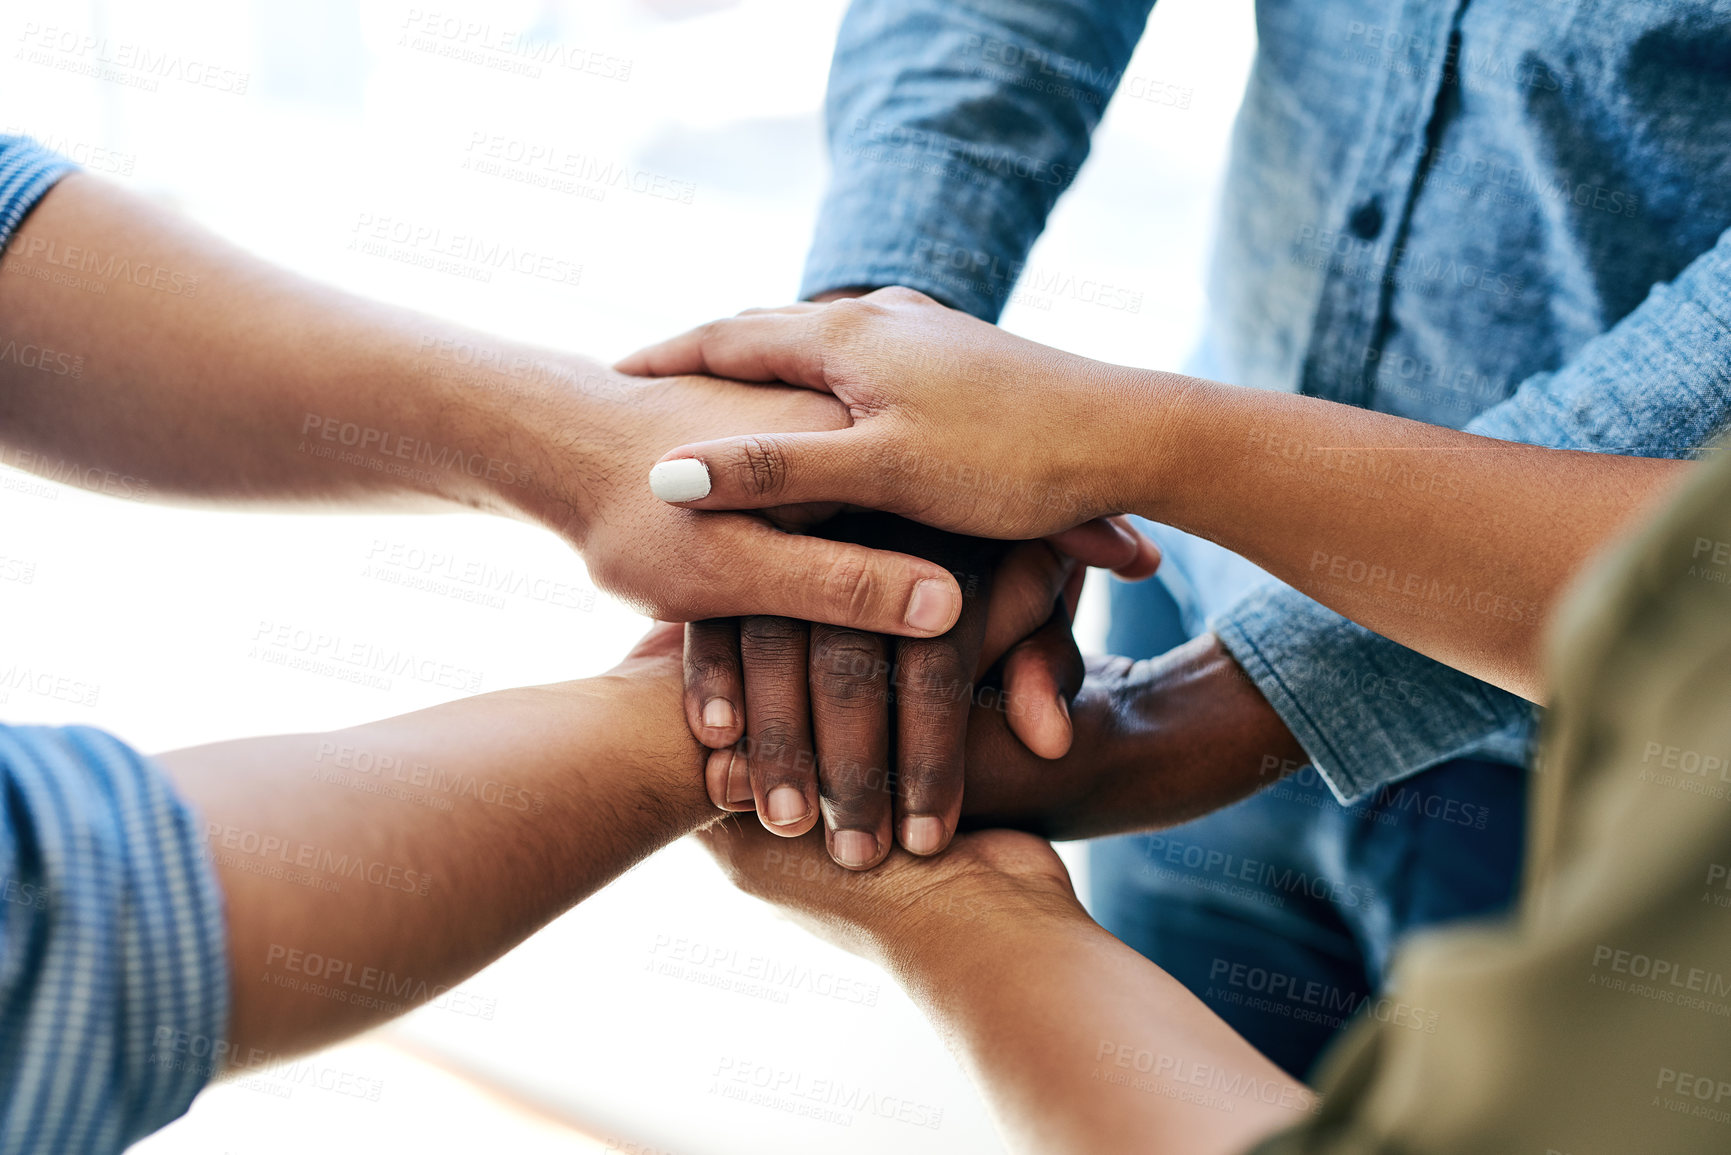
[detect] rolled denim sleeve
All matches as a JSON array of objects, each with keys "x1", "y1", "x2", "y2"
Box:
[
  {"x1": 1215, "y1": 227, "x2": 1731, "y2": 803},
  {"x1": 0, "y1": 135, "x2": 78, "y2": 251},
  {"x1": 0, "y1": 725, "x2": 230, "y2": 1153},
  {"x1": 801, "y1": 0, "x2": 1156, "y2": 320}
]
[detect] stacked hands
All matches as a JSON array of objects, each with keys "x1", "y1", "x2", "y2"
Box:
[{"x1": 612, "y1": 287, "x2": 1202, "y2": 873}]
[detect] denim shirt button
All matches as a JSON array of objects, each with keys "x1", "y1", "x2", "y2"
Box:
[{"x1": 1348, "y1": 198, "x2": 1385, "y2": 240}]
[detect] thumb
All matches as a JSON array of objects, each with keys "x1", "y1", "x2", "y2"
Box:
[
  {"x1": 1001, "y1": 606, "x2": 1085, "y2": 760},
  {"x1": 720, "y1": 528, "x2": 964, "y2": 637},
  {"x1": 649, "y1": 429, "x2": 894, "y2": 512}
]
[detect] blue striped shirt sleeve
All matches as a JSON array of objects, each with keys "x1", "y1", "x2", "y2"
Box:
[
  {"x1": 0, "y1": 725, "x2": 230, "y2": 1153},
  {"x1": 0, "y1": 135, "x2": 79, "y2": 253}
]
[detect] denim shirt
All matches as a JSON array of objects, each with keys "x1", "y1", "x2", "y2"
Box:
[{"x1": 801, "y1": 0, "x2": 1731, "y2": 800}]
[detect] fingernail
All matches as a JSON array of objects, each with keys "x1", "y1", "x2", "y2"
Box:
[
  {"x1": 649, "y1": 458, "x2": 711, "y2": 502},
  {"x1": 832, "y1": 830, "x2": 878, "y2": 869},
  {"x1": 1056, "y1": 694, "x2": 1071, "y2": 724},
  {"x1": 901, "y1": 815, "x2": 945, "y2": 855},
  {"x1": 705, "y1": 748, "x2": 733, "y2": 809},
  {"x1": 904, "y1": 579, "x2": 956, "y2": 633},
  {"x1": 726, "y1": 752, "x2": 753, "y2": 806},
  {"x1": 765, "y1": 785, "x2": 808, "y2": 826},
  {"x1": 702, "y1": 697, "x2": 735, "y2": 732}
]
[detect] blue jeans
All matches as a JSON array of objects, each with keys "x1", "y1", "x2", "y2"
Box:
[{"x1": 1092, "y1": 547, "x2": 1527, "y2": 1081}]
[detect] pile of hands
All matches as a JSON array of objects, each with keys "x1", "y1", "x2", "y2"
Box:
[{"x1": 586, "y1": 287, "x2": 1194, "y2": 957}]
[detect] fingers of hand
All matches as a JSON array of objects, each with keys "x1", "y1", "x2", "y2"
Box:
[
  {"x1": 806, "y1": 626, "x2": 894, "y2": 870},
  {"x1": 739, "y1": 616, "x2": 820, "y2": 837}
]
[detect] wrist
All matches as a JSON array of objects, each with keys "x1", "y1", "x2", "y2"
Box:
[
  {"x1": 433, "y1": 343, "x2": 633, "y2": 549},
  {"x1": 1091, "y1": 365, "x2": 1211, "y2": 521},
  {"x1": 1078, "y1": 634, "x2": 1305, "y2": 836},
  {"x1": 878, "y1": 872, "x2": 1092, "y2": 988},
  {"x1": 588, "y1": 656, "x2": 714, "y2": 831}
]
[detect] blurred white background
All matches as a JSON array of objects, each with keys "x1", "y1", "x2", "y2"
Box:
[{"x1": 0, "y1": 0, "x2": 1253, "y2": 1150}]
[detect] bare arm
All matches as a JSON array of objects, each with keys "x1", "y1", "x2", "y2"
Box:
[
  {"x1": 620, "y1": 288, "x2": 1692, "y2": 701},
  {"x1": 703, "y1": 821, "x2": 1309, "y2": 1155},
  {"x1": 0, "y1": 176, "x2": 970, "y2": 634},
  {"x1": 154, "y1": 626, "x2": 714, "y2": 1063}
]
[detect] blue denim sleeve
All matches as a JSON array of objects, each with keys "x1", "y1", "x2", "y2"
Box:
[
  {"x1": 0, "y1": 725, "x2": 230, "y2": 1153},
  {"x1": 0, "y1": 135, "x2": 78, "y2": 251},
  {"x1": 801, "y1": 0, "x2": 1157, "y2": 320},
  {"x1": 1215, "y1": 226, "x2": 1731, "y2": 803}
]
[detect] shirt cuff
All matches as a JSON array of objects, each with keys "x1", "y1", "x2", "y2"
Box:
[
  {"x1": 0, "y1": 724, "x2": 230, "y2": 1150},
  {"x1": 1212, "y1": 584, "x2": 1536, "y2": 802},
  {"x1": 1465, "y1": 225, "x2": 1731, "y2": 458},
  {"x1": 801, "y1": 136, "x2": 1057, "y2": 321},
  {"x1": 0, "y1": 135, "x2": 79, "y2": 252}
]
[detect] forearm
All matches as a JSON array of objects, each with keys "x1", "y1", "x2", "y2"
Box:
[
  {"x1": 885, "y1": 891, "x2": 1309, "y2": 1154},
  {"x1": 0, "y1": 173, "x2": 597, "y2": 526},
  {"x1": 1112, "y1": 368, "x2": 1691, "y2": 699},
  {"x1": 963, "y1": 633, "x2": 1305, "y2": 840},
  {"x1": 156, "y1": 655, "x2": 709, "y2": 1061}
]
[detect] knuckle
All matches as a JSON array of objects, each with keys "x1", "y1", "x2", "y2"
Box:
[
  {"x1": 684, "y1": 650, "x2": 739, "y2": 688},
  {"x1": 819, "y1": 756, "x2": 893, "y2": 807},
  {"x1": 897, "y1": 641, "x2": 968, "y2": 700},
  {"x1": 739, "y1": 616, "x2": 807, "y2": 660},
  {"x1": 746, "y1": 721, "x2": 808, "y2": 774},
  {"x1": 809, "y1": 632, "x2": 888, "y2": 700},
  {"x1": 731, "y1": 435, "x2": 788, "y2": 499},
  {"x1": 819, "y1": 553, "x2": 880, "y2": 624},
  {"x1": 876, "y1": 285, "x2": 932, "y2": 307}
]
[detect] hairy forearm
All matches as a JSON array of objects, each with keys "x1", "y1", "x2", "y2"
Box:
[
  {"x1": 885, "y1": 891, "x2": 1310, "y2": 1155},
  {"x1": 0, "y1": 173, "x2": 600, "y2": 528},
  {"x1": 156, "y1": 655, "x2": 709, "y2": 1062},
  {"x1": 1109, "y1": 368, "x2": 1690, "y2": 700}
]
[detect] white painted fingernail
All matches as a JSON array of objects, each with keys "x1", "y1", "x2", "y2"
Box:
[{"x1": 649, "y1": 458, "x2": 711, "y2": 503}]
